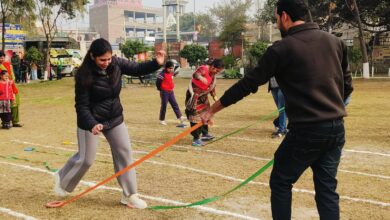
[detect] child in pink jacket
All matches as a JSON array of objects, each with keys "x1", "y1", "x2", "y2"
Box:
[{"x1": 0, "y1": 70, "x2": 18, "y2": 129}]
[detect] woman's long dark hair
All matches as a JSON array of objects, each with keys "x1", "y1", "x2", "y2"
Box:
[{"x1": 76, "y1": 38, "x2": 115, "y2": 88}]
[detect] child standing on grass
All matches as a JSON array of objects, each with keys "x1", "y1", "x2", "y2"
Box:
[
  {"x1": 156, "y1": 60, "x2": 186, "y2": 127},
  {"x1": 0, "y1": 70, "x2": 18, "y2": 129},
  {"x1": 185, "y1": 59, "x2": 224, "y2": 147}
]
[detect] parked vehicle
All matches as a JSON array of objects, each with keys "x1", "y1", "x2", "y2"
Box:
[{"x1": 50, "y1": 48, "x2": 82, "y2": 77}]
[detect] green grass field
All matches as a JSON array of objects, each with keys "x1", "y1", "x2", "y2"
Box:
[{"x1": 0, "y1": 77, "x2": 389, "y2": 219}]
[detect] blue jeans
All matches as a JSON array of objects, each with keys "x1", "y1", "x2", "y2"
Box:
[
  {"x1": 270, "y1": 119, "x2": 345, "y2": 220},
  {"x1": 271, "y1": 88, "x2": 287, "y2": 132}
]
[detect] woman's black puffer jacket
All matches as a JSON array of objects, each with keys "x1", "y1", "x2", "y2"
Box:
[{"x1": 75, "y1": 56, "x2": 160, "y2": 131}]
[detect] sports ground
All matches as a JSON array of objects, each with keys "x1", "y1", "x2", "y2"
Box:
[{"x1": 0, "y1": 77, "x2": 389, "y2": 219}]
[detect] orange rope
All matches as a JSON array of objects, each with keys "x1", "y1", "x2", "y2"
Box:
[{"x1": 46, "y1": 122, "x2": 203, "y2": 208}]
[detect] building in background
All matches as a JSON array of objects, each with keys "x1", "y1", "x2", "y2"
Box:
[{"x1": 89, "y1": 0, "x2": 163, "y2": 46}]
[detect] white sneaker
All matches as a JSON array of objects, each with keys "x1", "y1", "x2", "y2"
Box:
[
  {"x1": 179, "y1": 116, "x2": 187, "y2": 123},
  {"x1": 120, "y1": 194, "x2": 147, "y2": 209},
  {"x1": 159, "y1": 120, "x2": 167, "y2": 125},
  {"x1": 54, "y1": 171, "x2": 69, "y2": 197}
]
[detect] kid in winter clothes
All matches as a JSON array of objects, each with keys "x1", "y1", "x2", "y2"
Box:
[
  {"x1": 185, "y1": 59, "x2": 224, "y2": 147},
  {"x1": 156, "y1": 61, "x2": 186, "y2": 126},
  {"x1": 0, "y1": 70, "x2": 18, "y2": 129}
]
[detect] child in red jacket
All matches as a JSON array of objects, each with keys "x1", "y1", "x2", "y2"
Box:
[
  {"x1": 156, "y1": 60, "x2": 186, "y2": 126},
  {"x1": 0, "y1": 70, "x2": 18, "y2": 129}
]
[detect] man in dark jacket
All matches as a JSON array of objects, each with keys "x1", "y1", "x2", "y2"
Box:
[{"x1": 201, "y1": 0, "x2": 353, "y2": 219}]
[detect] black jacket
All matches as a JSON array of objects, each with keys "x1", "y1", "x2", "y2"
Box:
[
  {"x1": 220, "y1": 23, "x2": 353, "y2": 124},
  {"x1": 75, "y1": 57, "x2": 160, "y2": 131}
]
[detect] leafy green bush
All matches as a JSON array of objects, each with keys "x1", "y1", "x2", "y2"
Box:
[
  {"x1": 179, "y1": 44, "x2": 208, "y2": 66},
  {"x1": 24, "y1": 46, "x2": 43, "y2": 64},
  {"x1": 223, "y1": 68, "x2": 242, "y2": 79},
  {"x1": 221, "y1": 54, "x2": 236, "y2": 69}
]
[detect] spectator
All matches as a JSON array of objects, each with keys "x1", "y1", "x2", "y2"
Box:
[{"x1": 11, "y1": 52, "x2": 21, "y2": 83}]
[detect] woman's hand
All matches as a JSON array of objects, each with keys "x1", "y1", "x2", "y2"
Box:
[
  {"x1": 91, "y1": 124, "x2": 103, "y2": 135},
  {"x1": 155, "y1": 50, "x2": 167, "y2": 65}
]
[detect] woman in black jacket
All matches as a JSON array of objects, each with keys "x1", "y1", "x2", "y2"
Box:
[{"x1": 54, "y1": 38, "x2": 165, "y2": 209}]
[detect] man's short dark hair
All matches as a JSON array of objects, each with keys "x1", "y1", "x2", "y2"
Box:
[
  {"x1": 0, "y1": 50, "x2": 5, "y2": 57},
  {"x1": 210, "y1": 59, "x2": 224, "y2": 69},
  {"x1": 276, "y1": 0, "x2": 308, "y2": 22}
]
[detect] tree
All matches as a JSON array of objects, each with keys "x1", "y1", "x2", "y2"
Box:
[
  {"x1": 179, "y1": 44, "x2": 208, "y2": 67},
  {"x1": 24, "y1": 46, "x2": 43, "y2": 64},
  {"x1": 348, "y1": 46, "x2": 363, "y2": 74},
  {"x1": 35, "y1": 0, "x2": 87, "y2": 79},
  {"x1": 0, "y1": 0, "x2": 35, "y2": 51},
  {"x1": 259, "y1": 0, "x2": 390, "y2": 34},
  {"x1": 210, "y1": 0, "x2": 252, "y2": 52},
  {"x1": 218, "y1": 17, "x2": 247, "y2": 50},
  {"x1": 8, "y1": 0, "x2": 37, "y2": 37},
  {"x1": 171, "y1": 12, "x2": 217, "y2": 41},
  {"x1": 248, "y1": 40, "x2": 268, "y2": 67},
  {"x1": 120, "y1": 40, "x2": 151, "y2": 60},
  {"x1": 209, "y1": 0, "x2": 252, "y2": 28}
]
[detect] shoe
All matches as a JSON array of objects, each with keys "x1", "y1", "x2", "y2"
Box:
[
  {"x1": 179, "y1": 116, "x2": 187, "y2": 123},
  {"x1": 192, "y1": 139, "x2": 204, "y2": 147},
  {"x1": 271, "y1": 131, "x2": 287, "y2": 138},
  {"x1": 12, "y1": 123, "x2": 23, "y2": 127},
  {"x1": 120, "y1": 193, "x2": 147, "y2": 209},
  {"x1": 176, "y1": 123, "x2": 186, "y2": 128},
  {"x1": 159, "y1": 120, "x2": 167, "y2": 125},
  {"x1": 2, "y1": 123, "x2": 11, "y2": 129},
  {"x1": 54, "y1": 171, "x2": 69, "y2": 197},
  {"x1": 201, "y1": 134, "x2": 214, "y2": 141}
]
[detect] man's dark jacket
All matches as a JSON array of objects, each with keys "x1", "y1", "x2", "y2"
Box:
[
  {"x1": 220, "y1": 23, "x2": 353, "y2": 124},
  {"x1": 75, "y1": 57, "x2": 160, "y2": 131}
]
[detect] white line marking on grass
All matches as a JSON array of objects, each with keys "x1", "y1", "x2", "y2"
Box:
[
  {"x1": 11, "y1": 139, "x2": 390, "y2": 182},
  {"x1": 339, "y1": 169, "x2": 390, "y2": 180},
  {"x1": 0, "y1": 207, "x2": 38, "y2": 220},
  {"x1": 344, "y1": 149, "x2": 390, "y2": 157},
  {"x1": 127, "y1": 126, "x2": 390, "y2": 157},
  {"x1": 132, "y1": 140, "x2": 390, "y2": 180},
  {"x1": 0, "y1": 162, "x2": 260, "y2": 220},
  {"x1": 133, "y1": 140, "x2": 271, "y2": 161},
  {"x1": 9, "y1": 140, "x2": 390, "y2": 207}
]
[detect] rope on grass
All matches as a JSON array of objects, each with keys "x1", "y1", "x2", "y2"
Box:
[{"x1": 45, "y1": 122, "x2": 203, "y2": 208}]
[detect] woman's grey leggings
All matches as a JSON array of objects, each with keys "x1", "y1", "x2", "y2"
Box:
[{"x1": 58, "y1": 122, "x2": 137, "y2": 196}]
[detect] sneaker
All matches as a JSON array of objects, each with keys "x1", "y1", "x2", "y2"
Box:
[
  {"x1": 271, "y1": 131, "x2": 287, "y2": 138},
  {"x1": 54, "y1": 171, "x2": 69, "y2": 197},
  {"x1": 2, "y1": 124, "x2": 11, "y2": 129},
  {"x1": 179, "y1": 116, "x2": 187, "y2": 123},
  {"x1": 12, "y1": 123, "x2": 23, "y2": 127},
  {"x1": 176, "y1": 123, "x2": 186, "y2": 128},
  {"x1": 120, "y1": 193, "x2": 147, "y2": 209},
  {"x1": 192, "y1": 139, "x2": 204, "y2": 147},
  {"x1": 201, "y1": 134, "x2": 214, "y2": 141},
  {"x1": 159, "y1": 120, "x2": 167, "y2": 125}
]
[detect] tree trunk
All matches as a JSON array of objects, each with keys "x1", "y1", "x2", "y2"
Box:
[
  {"x1": 1, "y1": 16, "x2": 6, "y2": 52},
  {"x1": 43, "y1": 34, "x2": 52, "y2": 80},
  {"x1": 304, "y1": 0, "x2": 313, "y2": 22},
  {"x1": 351, "y1": 0, "x2": 369, "y2": 78}
]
